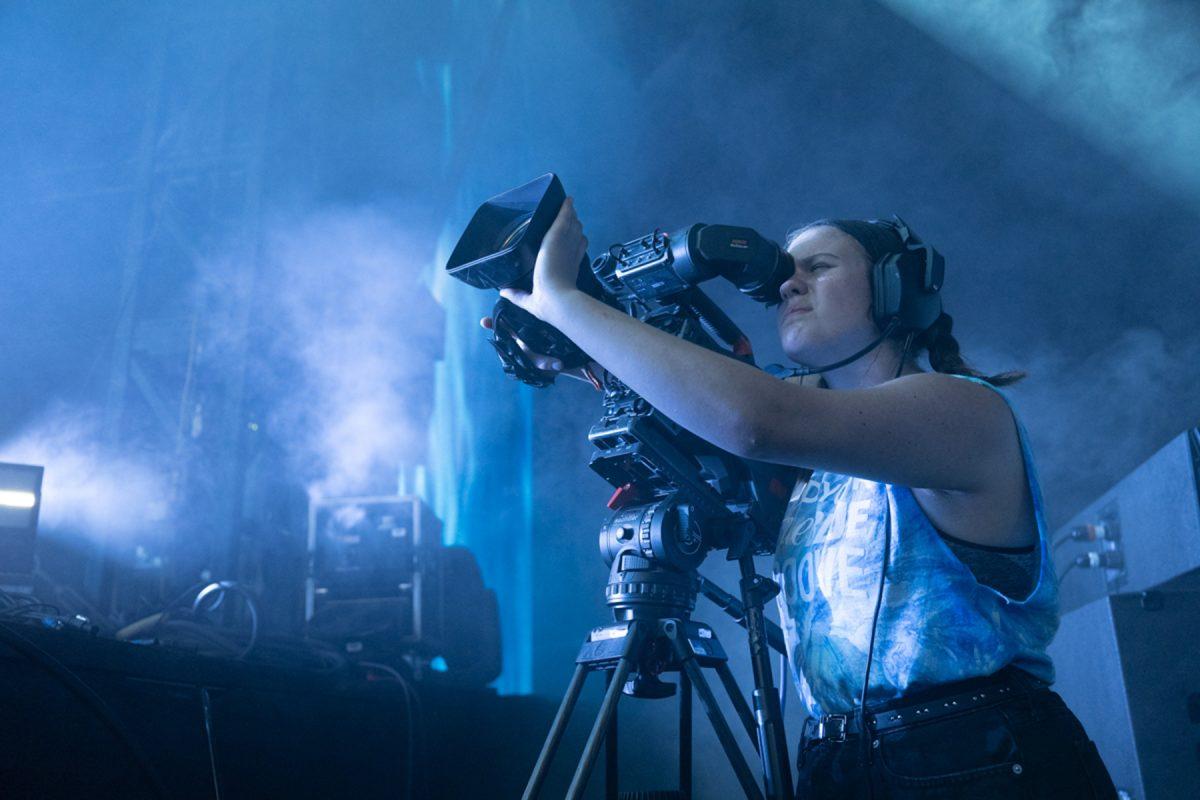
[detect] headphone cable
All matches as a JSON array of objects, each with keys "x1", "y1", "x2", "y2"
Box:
[
  {"x1": 768, "y1": 319, "x2": 900, "y2": 378},
  {"x1": 859, "y1": 503, "x2": 891, "y2": 798},
  {"x1": 855, "y1": 337, "x2": 912, "y2": 794}
]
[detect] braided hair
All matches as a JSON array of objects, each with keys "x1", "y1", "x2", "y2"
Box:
[
  {"x1": 787, "y1": 219, "x2": 1025, "y2": 387},
  {"x1": 914, "y1": 311, "x2": 1024, "y2": 387}
]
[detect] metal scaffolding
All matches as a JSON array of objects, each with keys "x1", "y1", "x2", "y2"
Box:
[{"x1": 90, "y1": 5, "x2": 276, "y2": 614}]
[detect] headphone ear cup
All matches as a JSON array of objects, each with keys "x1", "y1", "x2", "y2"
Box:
[
  {"x1": 872, "y1": 218, "x2": 945, "y2": 335},
  {"x1": 872, "y1": 255, "x2": 902, "y2": 329},
  {"x1": 896, "y1": 250, "x2": 943, "y2": 332}
]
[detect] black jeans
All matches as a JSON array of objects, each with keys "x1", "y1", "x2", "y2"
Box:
[{"x1": 795, "y1": 687, "x2": 1117, "y2": 799}]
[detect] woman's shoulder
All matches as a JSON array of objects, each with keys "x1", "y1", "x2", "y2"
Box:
[
  {"x1": 885, "y1": 370, "x2": 1014, "y2": 420},
  {"x1": 886, "y1": 370, "x2": 1025, "y2": 485}
]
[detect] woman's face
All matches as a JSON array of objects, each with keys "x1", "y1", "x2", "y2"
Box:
[{"x1": 777, "y1": 225, "x2": 877, "y2": 365}]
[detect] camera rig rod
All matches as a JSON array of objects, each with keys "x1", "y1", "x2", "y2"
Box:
[{"x1": 698, "y1": 573, "x2": 787, "y2": 655}]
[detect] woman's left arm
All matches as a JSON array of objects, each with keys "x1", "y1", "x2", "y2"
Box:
[{"x1": 504, "y1": 199, "x2": 1018, "y2": 494}]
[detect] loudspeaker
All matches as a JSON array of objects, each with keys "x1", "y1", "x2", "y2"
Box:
[
  {"x1": 1048, "y1": 586, "x2": 1200, "y2": 799},
  {"x1": 1053, "y1": 429, "x2": 1200, "y2": 614}
]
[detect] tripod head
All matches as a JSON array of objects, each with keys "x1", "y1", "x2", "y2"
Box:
[{"x1": 590, "y1": 348, "x2": 793, "y2": 622}]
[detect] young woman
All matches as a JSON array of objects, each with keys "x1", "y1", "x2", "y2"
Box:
[{"x1": 489, "y1": 197, "x2": 1116, "y2": 798}]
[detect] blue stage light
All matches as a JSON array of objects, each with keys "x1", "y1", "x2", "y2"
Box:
[{"x1": 0, "y1": 462, "x2": 44, "y2": 576}]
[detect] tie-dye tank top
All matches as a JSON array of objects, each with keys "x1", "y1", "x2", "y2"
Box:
[{"x1": 771, "y1": 375, "x2": 1059, "y2": 717}]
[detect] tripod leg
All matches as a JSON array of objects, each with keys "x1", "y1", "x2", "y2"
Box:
[
  {"x1": 680, "y1": 671, "x2": 692, "y2": 799},
  {"x1": 565, "y1": 622, "x2": 642, "y2": 800},
  {"x1": 605, "y1": 671, "x2": 618, "y2": 800},
  {"x1": 678, "y1": 655, "x2": 765, "y2": 800},
  {"x1": 523, "y1": 662, "x2": 590, "y2": 800},
  {"x1": 715, "y1": 661, "x2": 760, "y2": 751},
  {"x1": 737, "y1": 555, "x2": 794, "y2": 800}
]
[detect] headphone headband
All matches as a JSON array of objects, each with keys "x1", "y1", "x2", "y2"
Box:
[{"x1": 875, "y1": 215, "x2": 944, "y2": 292}]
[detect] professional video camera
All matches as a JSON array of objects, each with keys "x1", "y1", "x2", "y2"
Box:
[
  {"x1": 446, "y1": 174, "x2": 800, "y2": 798},
  {"x1": 447, "y1": 173, "x2": 791, "y2": 382}
]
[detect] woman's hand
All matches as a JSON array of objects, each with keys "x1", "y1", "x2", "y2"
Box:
[
  {"x1": 498, "y1": 196, "x2": 588, "y2": 323},
  {"x1": 478, "y1": 315, "x2": 564, "y2": 371},
  {"x1": 482, "y1": 196, "x2": 602, "y2": 386},
  {"x1": 477, "y1": 314, "x2": 604, "y2": 387}
]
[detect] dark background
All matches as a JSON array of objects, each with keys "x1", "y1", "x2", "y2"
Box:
[{"x1": 2, "y1": 1, "x2": 1198, "y2": 796}]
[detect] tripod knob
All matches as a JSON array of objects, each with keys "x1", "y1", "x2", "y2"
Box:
[
  {"x1": 623, "y1": 671, "x2": 677, "y2": 700},
  {"x1": 600, "y1": 497, "x2": 707, "y2": 572}
]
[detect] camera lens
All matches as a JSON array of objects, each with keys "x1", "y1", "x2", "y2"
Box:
[{"x1": 495, "y1": 213, "x2": 533, "y2": 253}]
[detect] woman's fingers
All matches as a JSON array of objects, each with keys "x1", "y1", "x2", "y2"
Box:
[
  {"x1": 499, "y1": 287, "x2": 531, "y2": 309},
  {"x1": 533, "y1": 354, "x2": 564, "y2": 372},
  {"x1": 548, "y1": 197, "x2": 575, "y2": 236},
  {"x1": 550, "y1": 198, "x2": 587, "y2": 245},
  {"x1": 479, "y1": 313, "x2": 563, "y2": 371}
]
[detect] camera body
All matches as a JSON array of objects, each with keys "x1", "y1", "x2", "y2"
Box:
[{"x1": 592, "y1": 223, "x2": 791, "y2": 307}]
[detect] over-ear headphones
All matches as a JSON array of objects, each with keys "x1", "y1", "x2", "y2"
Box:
[
  {"x1": 870, "y1": 215, "x2": 945, "y2": 335},
  {"x1": 767, "y1": 215, "x2": 946, "y2": 378}
]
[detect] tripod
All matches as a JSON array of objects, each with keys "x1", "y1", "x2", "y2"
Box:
[{"x1": 522, "y1": 550, "x2": 793, "y2": 800}]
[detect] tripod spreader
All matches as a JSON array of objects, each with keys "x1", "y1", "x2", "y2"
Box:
[{"x1": 523, "y1": 552, "x2": 795, "y2": 800}]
